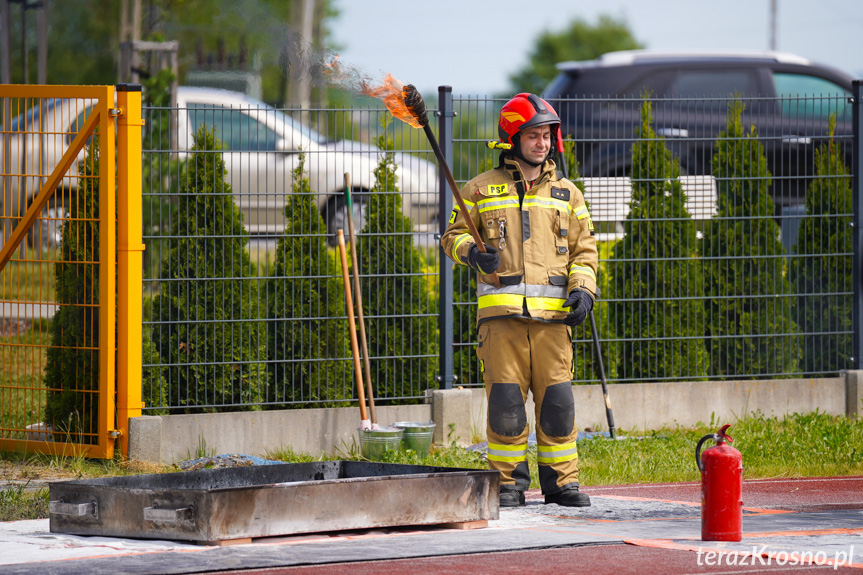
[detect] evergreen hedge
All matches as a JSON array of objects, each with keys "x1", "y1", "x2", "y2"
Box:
[
  {"x1": 562, "y1": 141, "x2": 616, "y2": 382},
  {"x1": 606, "y1": 99, "x2": 707, "y2": 382},
  {"x1": 267, "y1": 152, "x2": 350, "y2": 406},
  {"x1": 357, "y1": 122, "x2": 435, "y2": 402},
  {"x1": 701, "y1": 100, "x2": 799, "y2": 377},
  {"x1": 45, "y1": 141, "x2": 168, "y2": 436},
  {"x1": 791, "y1": 115, "x2": 852, "y2": 374},
  {"x1": 453, "y1": 263, "x2": 479, "y2": 384},
  {"x1": 152, "y1": 125, "x2": 267, "y2": 412},
  {"x1": 142, "y1": 297, "x2": 168, "y2": 414},
  {"x1": 43, "y1": 141, "x2": 103, "y2": 440}
]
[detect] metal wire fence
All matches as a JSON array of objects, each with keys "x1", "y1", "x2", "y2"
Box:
[
  {"x1": 141, "y1": 93, "x2": 439, "y2": 412},
  {"x1": 138, "y1": 88, "x2": 858, "y2": 412}
]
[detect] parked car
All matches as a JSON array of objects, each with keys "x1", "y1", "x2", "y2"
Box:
[
  {"x1": 0, "y1": 87, "x2": 439, "y2": 245},
  {"x1": 542, "y1": 50, "x2": 854, "y2": 211},
  {"x1": 174, "y1": 87, "x2": 439, "y2": 241}
]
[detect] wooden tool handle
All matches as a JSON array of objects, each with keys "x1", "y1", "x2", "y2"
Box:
[
  {"x1": 337, "y1": 229, "x2": 367, "y2": 423},
  {"x1": 343, "y1": 173, "x2": 377, "y2": 424},
  {"x1": 420, "y1": 124, "x2": 501, "y2": 287}
]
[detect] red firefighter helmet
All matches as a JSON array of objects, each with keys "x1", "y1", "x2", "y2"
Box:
[{"x1": 498, "y1": 93, "x2": 564, "y2": 153}]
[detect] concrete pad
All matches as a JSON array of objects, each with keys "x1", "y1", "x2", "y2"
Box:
[{"x1": 3, "y1": 476, "x2": 862, "y2": 574}]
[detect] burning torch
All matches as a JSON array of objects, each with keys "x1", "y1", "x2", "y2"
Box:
[{"x1": 397, "y1": 85, "x2": 501, "y2": 288}]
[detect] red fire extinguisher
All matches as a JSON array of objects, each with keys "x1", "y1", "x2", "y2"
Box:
[{"x1": 695, "y1": 424, "x2": 743, "y2": 541}]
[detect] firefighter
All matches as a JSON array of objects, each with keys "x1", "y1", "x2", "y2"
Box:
[{"x1": 441, "y1": 94, "x2": 598, "y2": 508}]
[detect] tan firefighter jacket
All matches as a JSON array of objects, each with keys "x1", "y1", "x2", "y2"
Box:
[{"x1": 442, "y1": 156, "x2": 598, "y2": 324}]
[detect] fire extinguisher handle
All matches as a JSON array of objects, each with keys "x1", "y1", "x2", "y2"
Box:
[{"x1": 695, "y1": 433, "x2": 718, "y2": 473}]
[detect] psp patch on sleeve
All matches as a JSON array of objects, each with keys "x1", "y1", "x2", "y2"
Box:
[{"x1": 448, "y1": 208, "x2": 459, "y2": 224}]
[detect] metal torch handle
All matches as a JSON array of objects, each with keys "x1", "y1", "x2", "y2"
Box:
[
  {"x1": 558, "y1": 146, "x2": 616, "y2": 439},
  {"x1": 589, "y1": 310, "x2": 616, "y2": 439}
]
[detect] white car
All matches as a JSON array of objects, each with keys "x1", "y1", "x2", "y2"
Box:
[
  {"x1": 1, "y1": 87, "x2": 440, "y2": 243},
  {"x1": 175, "y1": 87, "x2": 439, "y2": 240}
]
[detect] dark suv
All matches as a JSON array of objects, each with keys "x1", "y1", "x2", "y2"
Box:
[{"x1": 542, "y1": 50, "x2": 854, "y2": 211}]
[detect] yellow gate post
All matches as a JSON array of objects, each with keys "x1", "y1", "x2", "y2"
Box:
[
  {"x1": 116, "y1": 84, "x2": 144, "y2": 457},
  {"x1": 97, "y1": 86, "x2": 118, "y2": 460}
]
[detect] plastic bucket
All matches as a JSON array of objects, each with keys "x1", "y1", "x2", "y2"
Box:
[
  {"x1": 392, "y1": 421, "x2": 436, "y2": 456},
  {"x1": 357, "y1": 427, "x2": 403, "y2": 460}
]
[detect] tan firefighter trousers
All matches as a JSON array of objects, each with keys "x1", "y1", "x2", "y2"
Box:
[{"x1": 477, "y1": 316, "x2": 580, "y2": 495}]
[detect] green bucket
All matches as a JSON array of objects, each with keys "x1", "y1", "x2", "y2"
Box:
[
  {"x1": 392, "y1": 421, "x2": 436, "y2": 456},
  {"x1": 357, "y1": 427, "x2": 403, "y2": 460}
]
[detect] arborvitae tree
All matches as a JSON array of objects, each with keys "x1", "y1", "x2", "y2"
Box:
[
  {"x1": 562, "y1": 140, "x2": 617, "y2": 382},
  {"x1": 267, "y1": 152, "x2": 349, "y2": 406},
  {"x1": 44, "y1": 141, "x2": 103, "y2": 440},
  {"x1": 142, "y1": 297, "x2": 169, "y2": 415},
  {"x1": 791, "y1": 115, "x2": 852, "y2": 375},
  {"x1": 358, "y1": 120, "x2": 435, "y2": 402},
  {"x1": 701, "y1": 100, "x2": 799, "y2": 378},
  {"x1": 45, "y1": 140, "x2": 168, "y2": 436},
  {"x1": 606, "y1": 99, "x2": 707, "y2": 382},
  {"x1": 453, "y1": 262, "x2": 479, "y2": 385},
  {"x1": 152, "y1": 125, "x2": 267, "y2": 412}
]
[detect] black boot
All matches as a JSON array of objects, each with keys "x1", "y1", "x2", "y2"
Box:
[
  {"x1": 544, "y1": 486, "x2": 590, "y2": 507},
  {"x1": 499, "y1": 490, "x2": 526, "y2": 508}
]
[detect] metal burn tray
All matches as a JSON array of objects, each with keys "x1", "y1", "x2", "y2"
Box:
[{"x1": 49, "y1": 461, "x2": 499, "y2": 544}]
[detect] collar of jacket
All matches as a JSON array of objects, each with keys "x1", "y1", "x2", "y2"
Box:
[{"x1": 501, "y1": 155, "x2": 558, "y2": 187}]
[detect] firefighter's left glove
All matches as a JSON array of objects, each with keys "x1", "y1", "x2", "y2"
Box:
[
  {"x1": 467, "y1": 243, "x2": 500, "y2": 275},
  {"x1": 563, "y1": 289, "x2": 593, "y2": 327}
]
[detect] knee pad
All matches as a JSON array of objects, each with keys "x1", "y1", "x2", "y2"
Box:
[
  {"x1": 488, "y1": 383, "x2": 526, "y2": 437},
  {"x1": 539, "y1": 382, "x2": 575, "y2": 437}
]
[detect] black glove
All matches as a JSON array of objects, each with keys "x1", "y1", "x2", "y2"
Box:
[
  {"x1": 563, "y1": 289, "x2": 593, "y2": 327},
  {"x1": 467, "y1": 243, "x2": 500, "y2": 275}
]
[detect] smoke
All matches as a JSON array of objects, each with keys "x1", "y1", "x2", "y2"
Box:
[{"x1": 165, "y1": 0, "x2": 398, "y2": 99}]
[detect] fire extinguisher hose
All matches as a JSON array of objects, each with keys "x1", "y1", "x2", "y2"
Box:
[{"x1": 695, "y1": 433, "x2": 718, "y2": 472}]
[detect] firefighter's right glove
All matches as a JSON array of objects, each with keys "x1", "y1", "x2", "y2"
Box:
[
  {"x1": 563, "y1": 289, "x2": 593, "y2": 327},
  {"x1": 467, "y1": 243, "x2": 500, "y2": 275}
]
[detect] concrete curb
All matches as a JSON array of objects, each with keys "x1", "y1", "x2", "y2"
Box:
[{"x1": 129, "y1": 373, "x2": 859, "y2": 465}]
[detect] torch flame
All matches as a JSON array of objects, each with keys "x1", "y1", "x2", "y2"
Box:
[
  {"x1": 322, "y1": 55, "x2": 424, "y2": 129},
  {"x1": 361, "y1": 74, "x2": 423, "y2": 129}
]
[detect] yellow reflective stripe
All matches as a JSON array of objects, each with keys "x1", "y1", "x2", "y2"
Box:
[
  {"x1": 488, "y1": 453, "x2": 529, "y2": 463},
  {"x1": 451, "y1": 200, "x2": 475, "y2": 215},
  {"x1": 537, "y1": 442, "x2": 578, "y2": 453},
  {"x1": 488, "y1": 442, "x2": 528, "y2": 452},
  {"x1": 537, "y1": 453, "x2": 579, "y2": 464},
  {"x1": 537, "y1": 442, "x2": 579, "y2": 464},
  {"x1": 478, "y1": 197, "x2": 520, "y2": 213},
  {"x1": 569, "y1": 263, "x2": 597, "y2": 282},
  {"x1": 575, "y1": 206, "x2": 590, "y2": 220},
  {"x1": 478, "y1": 293, "x2": 524, "y2": 309},
  {"x1": 453, "y1": 233, "x2": 473, "y2": 258},
  {"x1": 487, "y1": 442, "x2": 528, "y2": 462},
  {"x1": 524, "y1": 195, "x2": 572, "y2": 215},
  {"x1": 526, "y1": 296, "x2": 567, "y2": 312}
]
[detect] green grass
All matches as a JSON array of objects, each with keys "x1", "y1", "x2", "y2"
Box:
[
  {"x1": 0, "y1": 483, "x2": 49, "y2": 521},
  {"x1": 0, "y1": 319, "x2": 50, "y2": 437},
  {"x1": 268, "y1": 411, "x2": 863, "y2": 489},
  {"x1": 2, "y1": 411, "x2": 862, "y2": 520},
  {"x1": 578, "y1": 411, "x2": 863, "y2": 485},
  {"x1": 0, "y1": 252, "x2": 57, "y2": 303}
]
